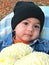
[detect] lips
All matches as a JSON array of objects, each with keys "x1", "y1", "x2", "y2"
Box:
[{"x1": 24, "y1": 34, "x2": 32, "y2": 37}]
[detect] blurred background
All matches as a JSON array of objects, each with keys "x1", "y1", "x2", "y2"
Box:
[{"x1": 0, "y1": 0, "x2": 49, "y2": 20}]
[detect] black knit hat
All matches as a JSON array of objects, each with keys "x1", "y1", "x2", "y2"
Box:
[{"x1": 11, "y1": 1, "x2": 45, "y2": 32}]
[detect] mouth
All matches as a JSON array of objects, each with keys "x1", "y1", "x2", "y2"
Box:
[{"x1": 24, "y1": 34, "x2": 32, "y2": 37}]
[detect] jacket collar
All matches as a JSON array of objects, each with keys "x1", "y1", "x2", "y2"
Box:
[{"x1": 29, "y1": 38, "x2": 43, "y2": 46}]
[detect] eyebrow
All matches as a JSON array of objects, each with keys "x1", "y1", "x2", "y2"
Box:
[{"x1": 26, "y1": 19, "x2": 40, "y2": 24}]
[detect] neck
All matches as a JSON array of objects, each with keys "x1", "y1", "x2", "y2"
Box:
[{"x1": 13, "y1": 36, "x2": 30, "y2": 44}]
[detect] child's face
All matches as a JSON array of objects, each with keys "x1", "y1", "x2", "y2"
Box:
[{"x1": 14, "y1": 18, "x2": 41, "y2": 42}]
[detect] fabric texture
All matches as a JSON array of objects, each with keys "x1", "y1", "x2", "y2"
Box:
[{"x1": 11, "y1": 1, "x2": 45, "y2": 32}]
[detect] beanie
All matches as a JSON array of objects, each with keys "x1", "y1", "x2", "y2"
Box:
[{"x1": 11, "y1": 1, "x2": 45, "y2": 32}]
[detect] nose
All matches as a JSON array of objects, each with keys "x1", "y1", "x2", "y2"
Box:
[{"x1": 27, "y1": 25, "x2": 33, "y2": 32}]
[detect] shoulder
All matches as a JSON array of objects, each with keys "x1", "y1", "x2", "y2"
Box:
[
  {"x1": 30, "y1": 38, "x2": 49, "y2": 54},
  {"x1": 37, "y1": 38, "x2": 49, "y2": 49},
  {"x1": 0, "y1": 33, "x2": 13, "y2": 51},
  {"x1": 38, "y1": 38, "x2": 49, "y2": 44},
  {"x1": 36, "y1": 38, "x2": 49, "y2": 54},
  {"x1": 5, "y1": 33, "x2": 13, "y2": 44}
]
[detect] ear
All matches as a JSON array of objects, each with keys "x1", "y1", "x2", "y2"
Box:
[{"x1": 12, "y1": 31, "x2": 15, "y2": 37}]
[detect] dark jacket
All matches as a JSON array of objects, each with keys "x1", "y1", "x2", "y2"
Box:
[{"x1": 0, "y1": 33, "x2": 49, "y2": 54}]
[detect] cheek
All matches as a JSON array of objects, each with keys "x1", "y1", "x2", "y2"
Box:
[
  {"x1": 14, "y1": 25, "x2": 25, "y2": 35},
  {"x1": 31, "y1": 31, "x2": 40, "y2": 40}
]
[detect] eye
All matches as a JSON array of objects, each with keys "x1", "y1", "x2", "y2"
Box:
[
  {"x1": 34, "y1": 25, "x2": 40, "y2": 29},
  {"x1": 23, "y1": 22, "x2": 29, "y2": 25}
]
